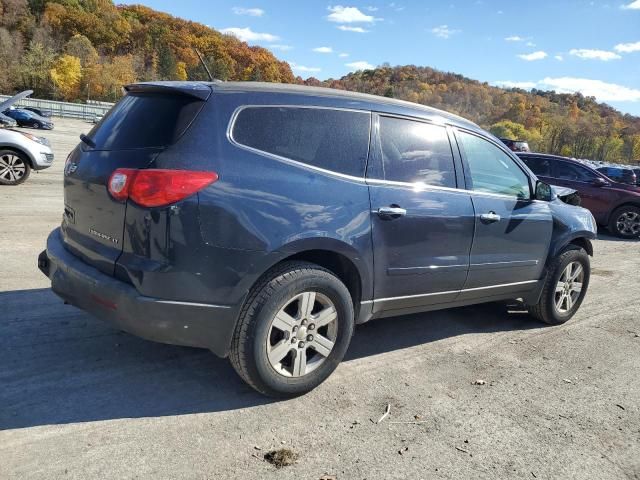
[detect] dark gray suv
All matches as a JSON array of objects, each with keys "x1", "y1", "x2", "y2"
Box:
[{"x1": 39, "y1": 82, "x2": 597, "y2": 396}]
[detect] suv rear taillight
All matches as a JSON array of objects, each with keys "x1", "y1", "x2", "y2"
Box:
[{"x1": 108, "y1": 168, "x2": 218, "y2": 207}]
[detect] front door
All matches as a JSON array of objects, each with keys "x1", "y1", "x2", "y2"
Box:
[
  {"x1": 368, "y1": 115, "x2": 475, "y2": 314},
  {"x1": 454, "y1": 129, "x2": 552, "y2": 301}
]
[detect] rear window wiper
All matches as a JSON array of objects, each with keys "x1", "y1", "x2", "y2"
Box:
[{"x1": 80, "y1": 133, "x2": 96, "y2": 148}]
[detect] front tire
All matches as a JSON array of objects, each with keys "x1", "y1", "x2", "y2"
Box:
[
  {"x1": 0, "y1": 150, "x2": 31, "y2": 185},
  {"x1": 32, "y1": 122, "x2": 40, "y2": 129},
  {"x1": 230, "y1": 261, "x2": 354, "y2": 397},
  {"x1": 608, "y1": 205, "x2": 640, "y2": 238},
  {"x1": 527, "y1": 247, "x2": 590, "y2": 325}
]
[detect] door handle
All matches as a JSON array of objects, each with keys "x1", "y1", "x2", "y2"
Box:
[
  {"x1": 377, "y1": 206, "x2": 407, "y2": 218},
  {"x1": 479, "y1": 211, "x2": 501, "y2": 223}
]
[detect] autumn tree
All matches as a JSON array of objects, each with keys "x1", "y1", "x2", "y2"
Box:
[
  {"x1": 50, "y1": 54, "x2": 81, "y2": 100},
  {"x1": 18, "y1": 41, "x2": 55, "y2": 95}
]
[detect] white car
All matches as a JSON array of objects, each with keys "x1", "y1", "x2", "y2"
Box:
[{"x1": 0, "y1": 91, "x2": 54, "y2": 185}]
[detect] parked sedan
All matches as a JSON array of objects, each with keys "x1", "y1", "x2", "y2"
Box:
[
  {"x1": 518, "y1": 152, "x2": 640, "y2": 238},
  {"x1": 3, "y1": 109, "x2": 54, "y2": 130},
  {"x1": 22, "y1": 106, "x2": 53, "y2": 118}
]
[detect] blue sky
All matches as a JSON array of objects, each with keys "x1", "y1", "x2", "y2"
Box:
[{"x1": 125, "y1": 0, "x2": 640, "y2": 115}]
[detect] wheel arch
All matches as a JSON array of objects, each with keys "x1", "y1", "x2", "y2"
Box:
[
  {"x1": 0, "y1": 145, "x2": 34, "y2": 168},
  {"x1": 248, "y1": 239, "x2": 372, "y2": 322},
  {"x1": 547, "y1": 232, "x2": 595, "y2": 266},
  {"x1": 605, "y1": 201, "x2": 640, "y2": 225}
]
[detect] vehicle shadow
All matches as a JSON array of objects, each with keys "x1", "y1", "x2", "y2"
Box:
[
  {"x1": 595, "y1": 228, "x2": 638, "y2": 242},
  {"x1": 0, "y1": 288, "x2": 541, "y2": 430}
]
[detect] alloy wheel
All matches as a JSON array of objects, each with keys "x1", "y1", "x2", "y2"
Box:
[
  {"x1": 266, "y1": 291, "x2": 338, "y2": 377},
  {"x1": 554, "y1": 261, "x2": 584, "y2": 314},
  {"x1": 0, "y1": 154, "x2": 27, "y2": 184},
  {"x1": 616, "y1": 211, "x2": 640, "y2": 237}
]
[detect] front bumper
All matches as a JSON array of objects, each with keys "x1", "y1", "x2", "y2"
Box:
[{"x1": 39, "y1": 228, "x2": 241, "y2": 357}]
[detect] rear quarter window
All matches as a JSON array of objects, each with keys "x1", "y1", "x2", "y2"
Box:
[
  {"x1": 87, "y1": 93, "x2": 204, "y2": 150},
  {"x1": 231, "y1": 106, "x2": 371, "y2": 177}
]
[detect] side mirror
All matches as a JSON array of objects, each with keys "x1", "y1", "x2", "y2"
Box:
[
  {"x1": 535, "y1": 181, "x2": 554, "y2": 202},
  {"x1": 592, "y1": 177, "x2": 608, "y2": 187}
]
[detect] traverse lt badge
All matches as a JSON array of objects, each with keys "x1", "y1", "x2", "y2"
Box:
[{"x1": 89, "y1": 228, "x2": 118, "y2": 244}]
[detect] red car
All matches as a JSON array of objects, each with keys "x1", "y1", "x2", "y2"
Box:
[{"x1": 518, "y1": 153, "x2": 640, "y2": 239}]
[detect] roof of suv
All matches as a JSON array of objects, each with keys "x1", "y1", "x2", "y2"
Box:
[{"x1": 128, "y1": 80, "x2": 482, "y2": 132}]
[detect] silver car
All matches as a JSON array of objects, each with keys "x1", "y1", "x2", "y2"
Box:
[{"x1": 0, "y1": 91, "x2": 54, "y2": 185}]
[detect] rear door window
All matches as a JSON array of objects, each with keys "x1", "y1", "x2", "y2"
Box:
[
  {"x1": 555, "y1": 162, "x2": 598, "y2": 182},
  {"x1": 231, "y1": 106, "x2": 371, "y2": 177},
  {"x1": 87, "y1": 93, "x2": 205, "y2": 150},
  {"x1": 378, "y1": 116, "x2": 456, "y2": 187}
]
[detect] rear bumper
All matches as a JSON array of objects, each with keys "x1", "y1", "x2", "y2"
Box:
[{"x1": 39, "y1": 228, "x2": 241, "y2": 357}]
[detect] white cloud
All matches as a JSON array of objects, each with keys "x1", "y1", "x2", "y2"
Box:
[
  {"x1": 614, "y1": 41, "x2": 640, "y2": 53},
  {"x1": 517, "y1": 50, "x2": 548, "y2": 61},
  {"x1": 505, "y1": 35, "x2": 523, "y2": 42},
  {"x1": 539, "y1": 77, "x2": 640, "y2": 102},
  {"x1": 493, "y1": 81, "x2": 537, "y2": 89},
  {"x1": 290, "y1": 62, "x2": 321, "y2": 73},
  {"x1": 346, "y1": 60, "x2": 375, "y2": 70},
  {"x1": 313, "y1": 46, "x2": 333, "y2": 53},
  {"x1": 555, "y1": 55, "x2": 564, "y2": 61},
  {"x1": 327, "y1": 5, "x2": 377, "y2": 23},
  {"x1": 569, "y1": 48, "x2": 621, "y2": 60},
  {"x1": 337, "y1": 25, "x2": 369, "y2": 32},
  {"x1": 339, "y1": 52, "x2": 349, "y2": 57},
  {"x1": 526, "y1": 41, "x2": 536, "y2": 47},
  {"x1": 232, "y1": 7, "x2": 265, "y2": 16},
  {"x1": 621, "y1": 0, "x2": 640, "y2": 9},
  {"x1": 269, "y1": 44, "x2": 293, "y2": 51},
  {"x1": 366, "y1": 6, "x2": 379, "y2": 11},
  {"x1": 431, "y1": 25, "x2": 460, "y2": 39},
  {"x1": 493, "y1": 77, "x2": 640, "y2": 103},
  {"x1": 220, "y1": 27, "x2": 279, "y2": 43}
]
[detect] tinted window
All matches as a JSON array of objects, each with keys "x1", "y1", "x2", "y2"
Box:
[
  {"x1": 232, "y1": 106, "x2": 370, "y2": 177},
  {"x1": 556, "y1": 162, "x2": 598, "y2": 182},
  {"x1": 379, "y1": 117, "x2": 456, "y2": 187},
  {"x1": 520, "y1": 156, "x2": 552, "y2": 177},
  {"x1": 87, "y1": 93, "x2": 204, "y2": 150},
  {"x1": 457, "y1": 130, "x2": 531, "y2": 199}
]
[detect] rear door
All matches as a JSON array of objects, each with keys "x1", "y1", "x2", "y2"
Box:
[
  {"x1": 368, "y1": 114, "x2": 475, "y2": 314},
  {"x1": 61, "y1": 88, "x2": 208, "y2": 275},
  {"x1": 454, "y1": 130, "x2": 552, "y2": 299}
]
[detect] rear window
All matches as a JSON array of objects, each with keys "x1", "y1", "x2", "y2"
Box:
[
  {"x1": 87, "y1": 94, "x2": 204, "y2": 150},
  {"x1": 231, "y1": 106, "x2": 371, "y2": 177}
]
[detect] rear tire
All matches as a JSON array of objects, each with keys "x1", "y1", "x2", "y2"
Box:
[
  {"x1": 608, "y1": 205, "x2": 640, "y2": 238},
  {"x1": 229, "y1": 261, "x2": 354, "y2": 397},
  {"x1": 527, "y1": 247, "x2": 590, "y2": 325},
  {"x1": 0, "y1": 150, "x2": 31, "y2": 185}
]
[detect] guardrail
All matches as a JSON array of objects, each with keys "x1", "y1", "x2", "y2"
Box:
[{"x1": 0, "y1": 95, "x2": 114, "y2": 121}]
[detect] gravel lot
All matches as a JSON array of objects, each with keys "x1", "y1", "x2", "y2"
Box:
[{"x1": 1, "y1": 118, "x2": 639, "y2": 479}]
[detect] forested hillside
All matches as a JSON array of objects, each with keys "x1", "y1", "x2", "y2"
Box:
[
  {"x1": 1, "y1": 0, "x2": 638, "y2": 162},
  {"x1": 303, "y1": 66, "x2": 640, "y2": 163},
  {"x1": 0, "y1": 0, "x2": 294, "y2": 102}
]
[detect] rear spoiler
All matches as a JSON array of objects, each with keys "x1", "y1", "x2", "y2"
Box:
[{"x1": 123, "y1": 82, "x2": 212, "y2": 101}]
